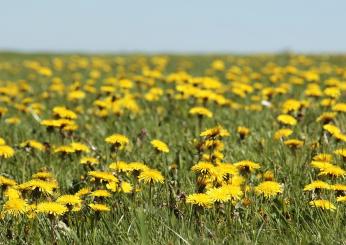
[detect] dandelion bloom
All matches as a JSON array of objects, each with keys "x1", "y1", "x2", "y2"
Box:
[
  {"x1": 189, "y1": 106, "x2": 213, "y2": 118},
  {"x1": 332, "y1": 184, "x2": 346, "y2": 192},
  {"x1": 316, "y1": 112, "x2": 337, "y2": 123},
  {"x1": 128, "y1": 162, "x2": 149, "y2": 172},
  {"x1": 4, "y1": 187, "x2": 21, "y2": 199},
  {"x1": 32, "y1": 171, "x2": 55, "y2": 181},
  {"x1": 80, "y1": 156, "x2": 99, "y2": 166},
  {"x1": 313, "y1": 154, "x2": 332, "y2": 162},
  {"x1": 207, "y1": 185, "x2": 243, "y2": 202},
  {"x1": 237, "y1": 126, "x2": 250, "y2": 138},
  {"x1": 20, "y1": 140, "x2": 45, "y2": 151},
  {"x1": 0, "y1": 145, "x2": 15, "y2": 158},
  {"x1": 89, "y1": 203, "x2": 110, "y2": 212},
  {"x1": 75, "y1": 187, "x2": 91, "y2": 197},
  {"x1": 200, "y1": 125, "x2": 230, "y2": 138},
  {"x1": 119, "y1": 181, "x2": 133, "y2": 193},
  {"x1": 36, "y1": 202, "x2": 68, "y2": 216},
  {"x1": 277, "y1": 114, "x2": 297, "y2": 126},
  {"x1": 2, "y1": 198, "x2": 28, "y2": 216},
  {"x1": 336, "y1": 196, "x2": 346, "y2": 202},
  {"x1": 150, "y1": 139, "x2": 169, "y2": 153},
  {"x1": 255, "y1": 181, "x2": 283, "y2": 198},
  {"x1": 191, "y1": 161, "x2": 215, "y2": 175},
  {"x1": 52, "y1": 106, "x2": 77, "y2": 119},
  {"x1": 0, "y1": 137, "x2": 6, "y2": 145},
  {"x1": 19, "y1": 179, "x2": 58, "y2": 195},
  {"x1": 284, "y1": 139, "x2": 304, "y2": 148},
  {"x1": 309, "y1": 199, "x2": 336, "y2": 211},
  {"x1": 89, "y1": 189, "x2": 112, "y2": 198},
  {"x1": 334, "y1": 148, "x2": 346, "y2": 158},
  {"x1": 234, "y1": 160, "x2": 261, "y2": 172},
  {"x1": 56, "y1": 195, "x2": 82, "y2": 206},
  {"x1": 310, "y1": 161, "x2": 334, "y2": 171},
  {"x1": 303, "y1": 180, "x2": 331, "y2": 191},
  {"x1": 318, "y1": 165, "x2": 346, "y2": 177},
  {"x1": 138, "y1": 169, "x2": 164, "y2": 184},
  {"x1": 105, "y1": 134, "x2": 129, "y2": 149},
  {"x1": 274, "y1": 128, "x2": 293, "y2": 140},
  {"x1": 332, "y1": 103, "x2": 346, "y2": 112},
  {"x1": 109, "y1": 161, "x2": 132, "y2": 172},
  {"x1": 88, "y1": 171, "x2": 118, "y2": 183},
  {"x1": 0, "y1": 175, "x2": 17, "y2": 187},
  {"x1": 323, "y1": 124, "x2": 340, "y2": 135},
  {"x1": 186, "y1": 193, "x2": 214, "y2": 208},
  {"x1": 70, "y1": 142, "x2": 90, "y2": 153}
]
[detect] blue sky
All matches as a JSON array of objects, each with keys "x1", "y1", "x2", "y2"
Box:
[{"x1": 0, "y1": 0, "x2": 345, "y2": 53}]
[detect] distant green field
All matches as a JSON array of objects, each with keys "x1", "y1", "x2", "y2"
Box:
[{"x1": 0, "y1": 53, "x2": 346, "y2": 244}]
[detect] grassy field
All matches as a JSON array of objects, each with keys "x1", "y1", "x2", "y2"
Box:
[{"x1": 0, "y1": 53, "x2": 346, "y2": 244}]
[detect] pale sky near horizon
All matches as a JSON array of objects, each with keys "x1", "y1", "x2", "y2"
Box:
[{"x1": 0, "y1": 0, "x2": 345, "y2": 53}]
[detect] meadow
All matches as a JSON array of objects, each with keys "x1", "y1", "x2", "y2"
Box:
[{"x1": 0, "y1": 53, "x2": 346, "y2": 244}]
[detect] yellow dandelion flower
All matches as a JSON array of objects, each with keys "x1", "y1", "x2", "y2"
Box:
[
  {"x1": 36, "y1": 202, "x2": 68, "y2": 216},
  {"x1": 4, "y1": 187, "x2": 22, "y2": 200},
  {"x1": 75, "y1": 187, "x2": 91, "y2": 197},
  {"x1": 32, "y1": 171, "x2": 54, "y2": 181},
  {"x1": 52, "y1": 106, "x2": 77, "y2": 119},
  {"x1": 309, "y1": 199, "x2": 336, "y2": 211},
  {"x1": 0, "y1": 175, "x2": 17, "y2": 187},
  {"x1": 313, "y1": 154, "x2": 333, "y2": 162},
  {"x1": 234, "y1": 160, "x2": 261, "y2": 172},
  {"x1": 332, "y1": 184, "x2": 346, "y2": 191},
  {"x1": 284, "y1": 139, "x2": 304, "y2": 148},
  {"x1": 303, "y1": 180, "x2": 331, "y2": 191},
  {"x1": 200, "y1": 125, "x2": 230, "y2": 138},
  {"x1": 128, "y1": 162, "x2": 149, "y2": 172},
  {"x1": 106, "y1": 181, "x2": 118, "y2": 192},
  {"x1": 56, "y1": 195, "x2": 82, "y2": 206},
  {"x1": 2, "y1": 198, "x2": 28, "y2": 216},
  {"x1": 89, "y1": 203, "x2": 110, "y2": 212},
  {"x1": 333, "y1": 103, "x2": 346, "y2": 112},
  {"x1": 191, "y1": 161, "x2": 215, "y2": 175},
  {"x1": 237, "y1": 126, "x2": 250, "y2": 138},
  {"x1": 0, "y1": 145, "x2": 15, "y2": 158},
  {"x1": 323, "y1": 124, "x2": 340, "y2": 135},
  {"x1": 274, "y1": 128, "x2": 293, "y2": 140},
  {"x1": 80, "y1": 156, "x2": 99, "y2": 166},
  {"x1": 119, "y1": 181, "x2": 132, "y2": 193},
  {"x1": 189, "y1": 106, "x2": 213, "y2": 118},
  {"x1": 150, "y1": 139, "x2": 169, "y2": 153},
  {"x1": 0, "y1": 137, "x2": 6, "y2": 145},
  {"x1": 20, "y1": 140, "x2": 45, "y2": 151},
  {"x1": 316, "y1": 112, "x2": 337, "y2": 123},
  {"x1": 53, "y1": 145, "x2": 75, "y2": 154},
  {"x1": 105, "y1": 134, "x2": 129, "y2": 149},
  {"x1": 206, "y1": 187, "x2": 232, "y2": 203},
  {"x1": 334, "y1": 148, "x2": 346, "y2": 158},
  {"x1": 18, "y1": 179, "x2": 58, "y2": 195},
  {"x1": 5, "y1": 117, "x2": 21, "y2": 125},
  {"x1": 263, "y1": 170, "x2": 275, "y2": 181},
  {"x1": 138, "y1": 169, "x2": 164, "y2": 184},
  {"x1": 70, "y1": 142, "x2": 90, "y2": 153},
  {"x1": 318, "y1": 165, "x2": 346, "y2": 177},
  {"x1": 336, "y1": 196, "x2": 346, "y2": 202},
  {"x1": 277, "y1": 114, "x2": 297, "y2": 126},
  {"x1": 109, "y1": 161, "x2": 132, "y2": 172},
  {"x1": 186, "y1": 193, "x2": 214, "y2": 208},
  {"x1": 87, "y1": 171, "x2": 117, "y2": 183},
  {"x1": 255, "y1": 181, "x2": 283, "y2": 198},
  {"x1": 310, "y1": 161, "x2": 335, "y2": 171},
  {"x1": 231, "y1": 175, "x2": 246, "y2": 186}
]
